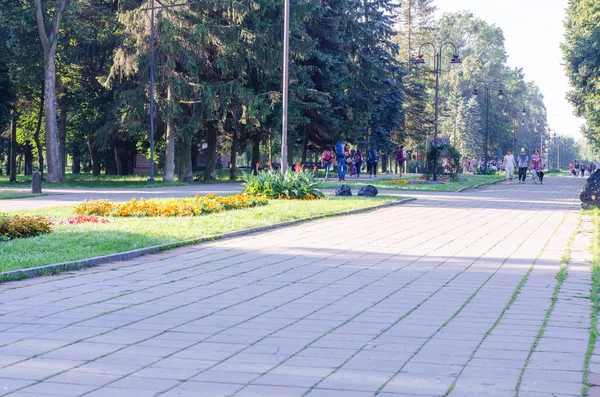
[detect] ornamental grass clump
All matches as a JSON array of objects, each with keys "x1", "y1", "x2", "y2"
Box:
[
  {"x1": 74, "y1": 194, "x2": 268, "y2": 217},
  {"x1": 0, "y1": 213, "x2": 52, "y2": 241},
  {"x1": 242, "y1": 170, "x2": 324, "y2": 200}
]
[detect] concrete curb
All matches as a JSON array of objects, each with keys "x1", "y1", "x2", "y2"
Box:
[
  {"x1": 457, "y1": 178, "x2": 505, "y2": 193},
  {"x1": 0, "y1": 197, "x2": 416, "y2": 283}
]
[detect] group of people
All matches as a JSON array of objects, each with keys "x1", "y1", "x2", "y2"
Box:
[
  {"x1": 502, "y1": 148, "x2": 545, "y2": 184},
  {"x1": 569, "y1": 161, "x2": 597, "y2": 177},
  {"x1": 322, "y1": 143, "x2": 408, "y2": 182},
  {"x1": 321, "y1": 143, "x2": 381, "y2": 181}
]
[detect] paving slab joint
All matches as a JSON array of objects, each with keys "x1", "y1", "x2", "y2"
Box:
[{"x1": 0, "y1": 197, "x2": 416, "y2": 283}]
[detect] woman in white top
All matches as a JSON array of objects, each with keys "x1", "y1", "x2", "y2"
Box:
[{"x1": 503, "y1": 149, "x2": 517, "y2": 184}]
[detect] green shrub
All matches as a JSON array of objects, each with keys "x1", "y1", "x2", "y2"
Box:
[
  {"x1": 242, "y1": 170, "x2": 324, "y2": 200},
  {"x1": 474, "y1": 167, "x2": 497, "y2": 175},
  {"x1": 0, "y1": 213, "x2": 53, "y2": 241}
]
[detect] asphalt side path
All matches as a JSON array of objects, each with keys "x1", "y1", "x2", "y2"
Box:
[{"x1": 0, "y1": 176, "x2": 594, "y2": 397}]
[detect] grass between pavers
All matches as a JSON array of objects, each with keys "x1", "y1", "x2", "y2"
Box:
[
  {"x1": 584, "y1": 210, "x2": 600, "y2": 396},
  {"x1": 0, "y1": 191, "x2": 45, "y2": 200},
  {"x1": 321, "y1": 174, "x2": 504, "y2": 192},
  {"x1": 514, "y1": 212, "x2": 580, "y2": 396},
  {"x1": 0, "y1": 196, "x2": 400, "y2": 273},
  {"x1": 440, "y1": 212, "x2": 566, "y2": 396},
  {"x1": 0, "y1": 170, "x2": 242, "y2": 189}
]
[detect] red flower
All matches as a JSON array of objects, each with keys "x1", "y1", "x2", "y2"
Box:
[
  {"x1": 256, "y1": 162, "x2": 261, "y2": 169},
  {"x1": 294, "y1": 162, "x2": 302, "y2": 172}
]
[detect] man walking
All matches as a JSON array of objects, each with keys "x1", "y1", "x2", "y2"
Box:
[{"x1": 335, "y1": 141, "x2": 347, "y2": 182}]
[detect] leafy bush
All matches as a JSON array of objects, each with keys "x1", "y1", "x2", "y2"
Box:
[
  {"x1": 243, "y1": 170, "x2": 324, "y2": 200},
  {"x1": 0, "y1": 213, "x2": 52, "y2": 241},
  {"x1": 74, "y1": 194, "x2": 268, "y2": 217},
  {"x1": 474, "y1": 167, "x2": 497, "y2": 175}
]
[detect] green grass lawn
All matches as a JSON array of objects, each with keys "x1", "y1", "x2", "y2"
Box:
[
  {"x1": 0, "y1": 191, "x2": 45, "y2": 200},
  {"x1": 0, "y1": 196, "x2": 400, "y2": 273},
  {"x1": 321, "y1": 174, "x2": 504, "y2": 192},
  {"x1": 0, "y1": 170, "x2": 243, "y2": 189}
]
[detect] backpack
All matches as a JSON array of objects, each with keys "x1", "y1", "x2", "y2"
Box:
[
  {"x1": 368, "y1": 149, "x2": 379, "y2": 162},
  {"x1": 335, "y1": 142, "x2": 345, "y2": 157},
  {"x1": 396, "y1": 150, "x2": 405, "y2": 163}
]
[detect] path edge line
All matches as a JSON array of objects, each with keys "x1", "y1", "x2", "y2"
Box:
[
  {"x1": 0, "y1": 197, "x2": 416, "y2": 283},
  {"x1": 457, "y1": 177, "x2": 504, "y2": 192}
]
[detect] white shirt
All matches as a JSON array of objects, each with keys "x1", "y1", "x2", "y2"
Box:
[{"x1": 504, "y1": 154, "x2": 516, "y2": 169}]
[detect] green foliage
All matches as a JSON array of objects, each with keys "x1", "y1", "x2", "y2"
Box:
[
  {"x1": 0, "y1": 213, "x2": 52, "y2": 241},
  {"x1": 242, "y1": 170, "x2": 324, "y2": 199},
  {"x1": 424, "y1": 143, "x2": 461, "y2": 180},
  {"x1": 562, "y1": 0, "x2": 600, "y2": 149},
  {"x1": 474, "y1": 167, "x2": 497, "y2": 175}
]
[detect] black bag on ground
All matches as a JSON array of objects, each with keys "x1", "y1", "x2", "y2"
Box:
[
  {"x1": 335, "y1": 184, "x2": 352, "y2": 196},
  {"x1": 358, "y1": 185, "x2": 378, "y2": 197}
]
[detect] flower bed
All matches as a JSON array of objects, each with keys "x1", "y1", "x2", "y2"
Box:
[
  {"x1": 55, "y1": 215, "x2": 111, "y2": 225},
  {"x1": 74, "y1": 194, "x2": 268, "y2": 217},
  {"x1": 0, "y1": 213, "x2": 52, "y2": 241}
]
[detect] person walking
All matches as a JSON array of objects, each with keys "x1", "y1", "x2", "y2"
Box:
[
  {"x1": 335, "y1": 141, "x2": 347, "y2": 182},
  {"x1": 395, "y1": 146, "x2": 406, "y2": 177},
  {"x1": 569, "y1": 162, "x2": 575, "y2": 176},
  {"x1": 530, "y1": 148, "x2": 544, "y2": 184},
  {"x1": 367, "y1": 147, "x2": 379, "y2": 178},
  {"x1": 321, "y1": 145, "x2": 333, "y2": 181},
  {"x1": 503, "y1": 149, "x2": 517, "y2": 184},
  {"x1": 354, "y1": 148, "x2": 363, "y2": 178},
  {"x1": 517, "y1": 148, "x2": 529, "y2": 184}
]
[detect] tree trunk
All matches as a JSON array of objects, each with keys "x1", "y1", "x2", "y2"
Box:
[
  {"x1": 42, "y1": 54, "x2": 62, "y2": 183},
  {"x1": 114, "y1": 147, "x2": 122, "y2": 175},
  {"x1": 24, "y1": 140, "x2": 33, "y2": 175},
  {"x1": 9, "y1": 112, "x2": 17, "y2": 182},
  {"x1": 229, "y1": 123, "x2": 238, "y2": 180},
  {"x1": 178, "y1": 134, "x2": 193, "y2": 182},
  {"x1": 71, "y1": 143, "x2": 81, "y2": 174},
  {"x1": 34, "y1": 82, "x2": 45, "y2": 178},
  {"x1": 202, "y1": 122, "x2": 218, "y2": 181},
  {"x1": 251, "y1": 132, "x2": 261, "y2": 175},
  {"x1": 286, "y1": 131, "x2": 293, "y2": 169},
  {"x1": 381, "y1": 154, "x2": 388, "y2": 173},
  {"x1": 301, "y1": 127, "x2": 308, "y2": 164},
  {"x1": 88, "y1": 134, "x2": 101, "y2": 176},
  {"x1": 163, "y1": 84, "x2": 175, "y2": 182},
  {"x1": 59, "y1": 93, "x2": 67, "y2": 175}
]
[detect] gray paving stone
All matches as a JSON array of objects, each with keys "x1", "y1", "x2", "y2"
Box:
[{"x1": 0, "y1": 177, "x2": 590, "y2": 396}]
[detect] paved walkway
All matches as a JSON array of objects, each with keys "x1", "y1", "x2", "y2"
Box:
[
  {"x1": 0, "y1": 177, "x2": 595, "y2": 397},
  {"x1": 0, "y1": 184, "x2": 243, "y2": 212}
]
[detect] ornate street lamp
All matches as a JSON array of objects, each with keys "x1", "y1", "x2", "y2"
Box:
[
  {"x1": 502, "y1": 107, "x2": 527, "y2": 154},
  {"x1": 413, "y1": 42, "x2": 462, "y2": 179},
  {"x1": 471, "y1": 81, "x2": 504, "y2": 168}
]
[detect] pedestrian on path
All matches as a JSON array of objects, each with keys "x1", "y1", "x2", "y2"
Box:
[
  {"x1": 335, "y1": 141, "x2": 347, "y2": 182},
  {"x1": 321, "y1": 145, "x2": 333, "y2": 181},
  {"x1": 503, "y1": 149, "x2": 517, "y2": 184},
  {"x1": 396, "y1": 146, "x2": 406, "y2": 177},
  {"x1": 354, "y1": 148, "x2": 363, "y2": 178},
  {"x1": 517, "y1": 148, "x2": 529, "y2": 184},
  {"x1": 530, "y1": 148, "x2": 544, "y2": 184},
  {"x1": 367, "y1": 147, "x2": 379, "y2": 178}
]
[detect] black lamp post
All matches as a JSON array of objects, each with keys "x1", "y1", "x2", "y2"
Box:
[
  {"x1": 414, "y1": 42, "x2": 462, "y2": 179},
  {"x1": 471, "y1": 81, "x2": 504, "y2": 168},
  {"x1": 143, "y1": 0, "x2": 191, "y2": 183},
  {"x1": 502, "y1": 107, "x2": 527, "y2": 154}
]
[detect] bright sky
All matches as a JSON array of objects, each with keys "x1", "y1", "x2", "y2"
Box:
[{"x1": 435, "y1": 0, "x2": 585, "y2": 138}]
